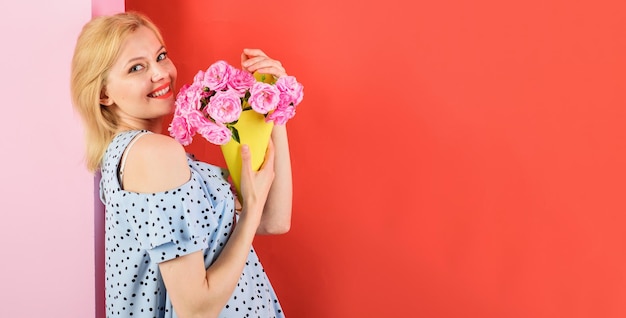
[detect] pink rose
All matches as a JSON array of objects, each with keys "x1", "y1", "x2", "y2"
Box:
[
  {"x1": 168, "y1": 115, "x2": 194, "y2": 146},
  {"x1": 185, "y1": 109, "x2": 209, "y2": 130},
  {"x1": 248, "y1": 82, "x2": 280, "y2": 114},
  {"x1": 227, "y1": 69, "x2": 255, "y2": 95},
  {"x1": 266, "y1": 103, "x2": 296, "y2": 125},
  {"x1": 197, "y1": 121, "x2": 231, "y2": 145},
  {"x1": 206, "y1": 90, "x2": 242, "y2": 124},
  {"x1": 276, "y1": 75, "x2": 304, "y2": 106},
  {"x1": 204, "y1": 60, "x2": 232, "y2": 91},
  {"x1": 174, "y1": 84, "x2": 192, "y2": 115},
  {"x1": 193, "y1": 70, "x2": 205, "y2": 85},
  {"x1": 175, "y1": 83, "x2": 204, "y2": 116}
]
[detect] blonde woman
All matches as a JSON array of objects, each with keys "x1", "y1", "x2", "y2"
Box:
[{"x1": 71, "y1": 12, "x2": 292, "y2": 318}]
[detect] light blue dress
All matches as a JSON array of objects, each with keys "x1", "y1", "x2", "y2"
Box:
[{"x1": 100, "y1": 130, "x2": 284, "y2": 317}]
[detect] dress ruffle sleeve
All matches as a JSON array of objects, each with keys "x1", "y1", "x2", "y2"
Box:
[{"x1": 113, "y1": 169, "x2": 223, "y2": 263}]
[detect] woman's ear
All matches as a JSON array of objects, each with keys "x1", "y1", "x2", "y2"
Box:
[{"x1": 100, "y1": 87, "x2": 114, "y2": 106}]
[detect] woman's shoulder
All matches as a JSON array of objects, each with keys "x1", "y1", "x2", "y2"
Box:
[
  {"x1": 121, "y1": 132, "x2": 191, "y2": 193},
  {"x1": 126, "y1": 132, "x2": 187, "y2": 164},
  {"x1": 134, "y1": 132, "x2": 183, "y2": 151}
]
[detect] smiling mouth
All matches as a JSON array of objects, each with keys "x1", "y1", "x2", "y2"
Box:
[{"x1": 148, "y1": 83, "x2": 172, "y2": 98}]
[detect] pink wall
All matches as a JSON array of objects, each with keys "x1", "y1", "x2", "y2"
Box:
[
  {"x1": 92, "y1": 0, "x2": 124, "y2": 17},
  {"x1": 91, "y1": 4, "x2": 125, "y2": 318},
  {"x1": 0, "y1": 0, "x2": 119, "y2": 316}
]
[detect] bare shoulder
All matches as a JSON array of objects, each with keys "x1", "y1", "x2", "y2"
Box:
[
  {"x1": 122, "y1": 133, "x2": 191, "y2": 193},
  {"x1": 131, "y1": 133, "x2": 185, "y2": 158}
]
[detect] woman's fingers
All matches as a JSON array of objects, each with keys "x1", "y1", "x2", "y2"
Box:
[
  {"x1": 243, "y1": 59, "x2": 285, "y2": 77},
  {"x1": 242, "y1": 48, "x2": 268, "y2": 59},
  {"x1": 241, "y1": 49, "x2": 267, "y2": 69},
  {"x1": 241, "y1": 49, "x2": 287, "y2": 78},
  {"x1": 239, "y1": 141, "x2": 275, "y2": 208}
]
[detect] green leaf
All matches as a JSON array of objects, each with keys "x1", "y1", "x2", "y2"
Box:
[{"x1": 230, "y1": 126, "x2": 240, "y2": 143}]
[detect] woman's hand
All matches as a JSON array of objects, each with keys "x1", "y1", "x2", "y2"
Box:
[
  {"x1": 241, "y1": 48, "x2": 287, "y2": 78},
  {"x1": 238, "y1": 139, "x2": 276, "y2": 220}
]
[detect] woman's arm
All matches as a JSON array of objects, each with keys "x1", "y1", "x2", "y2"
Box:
[
  {"x1": 240, "y1": 48, "x2": 294, "y2": 235},
  {"x1": 125, "y1": 134, "x2": 275, "y2": 317},
  {"x1": 159, "y1": 214, "x2": 260, "y2": 318},
  {"x1": 159, "y1": 208, "x2": 263, "y2": 318},
  {"x1": 257, "y1": 124, "x2": 292, "y2": 234}
]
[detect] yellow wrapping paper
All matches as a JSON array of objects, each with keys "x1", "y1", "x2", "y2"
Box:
[{"x1": 220, "y1": 106, "x2": 274, "y2": 200}]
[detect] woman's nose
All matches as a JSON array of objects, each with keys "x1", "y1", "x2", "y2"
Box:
[{"x1": 151, "y1": 64, "x2": 166, "y2": 82}]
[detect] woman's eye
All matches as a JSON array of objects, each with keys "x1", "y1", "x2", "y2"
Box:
[
  {"x1": 157, "y1": 52, "x2": 168, "y2": 62},
  {"x1": 129, "y1": 64, "x2": 144, "y2": 73}
]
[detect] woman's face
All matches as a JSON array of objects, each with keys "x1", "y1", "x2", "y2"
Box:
[{"x1": 103, "y1": 25, "x2": 177, "y2": 131}]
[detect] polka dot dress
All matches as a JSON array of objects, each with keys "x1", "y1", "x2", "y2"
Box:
[{"x1": 100, "y1": 130, "x2": 285, "y2": 318}]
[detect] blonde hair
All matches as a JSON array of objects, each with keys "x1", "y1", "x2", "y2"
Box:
[{"x1": 70, "y1": 12, "x2": 165, "y2": 172}]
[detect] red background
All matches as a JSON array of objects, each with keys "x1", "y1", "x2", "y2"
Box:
[{"x1": 126, "y1": 0, "x2": 626, "y2": 317}]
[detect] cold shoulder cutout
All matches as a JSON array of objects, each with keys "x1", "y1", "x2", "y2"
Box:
[{"x1": 117, "y1": 132, "x2": 191, "y2": 194}]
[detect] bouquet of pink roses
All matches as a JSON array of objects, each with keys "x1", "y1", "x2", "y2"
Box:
[
  {"x1": 168, "y1": 60, "x2": 303, "y2": 197},
  {"x1": 169, "y1": 60, "x2": 303, "y2": 146}
]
